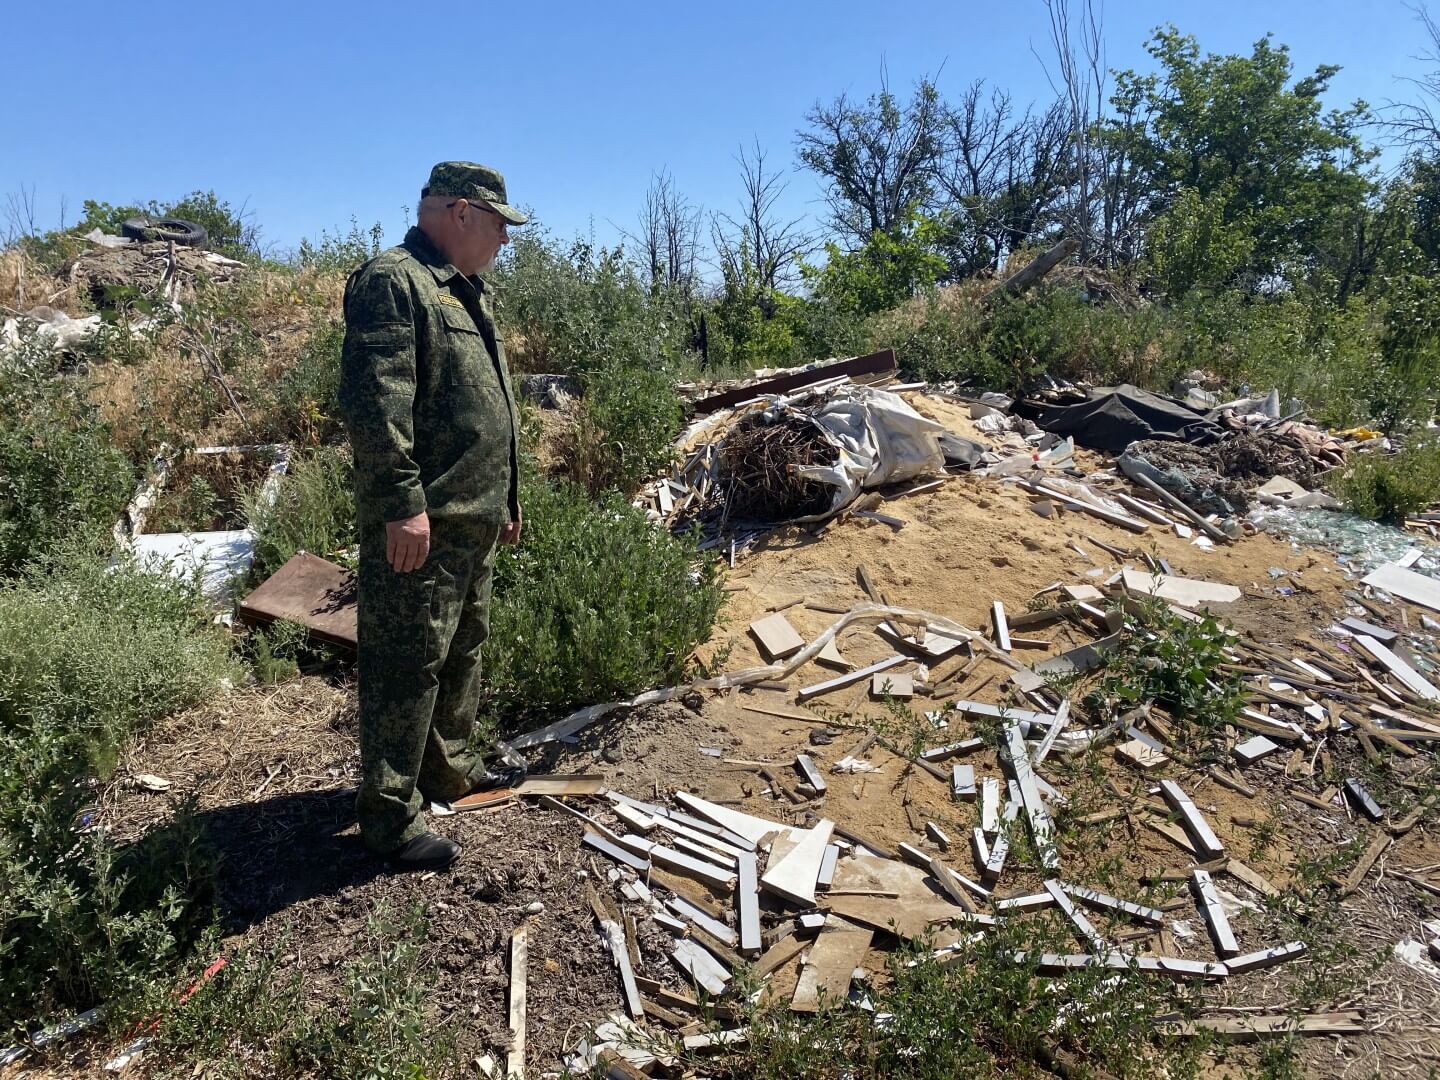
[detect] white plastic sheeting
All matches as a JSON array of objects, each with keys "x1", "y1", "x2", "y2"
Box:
[{"x1": 790, "y1": 386, "x2": 947, "y2": 518}]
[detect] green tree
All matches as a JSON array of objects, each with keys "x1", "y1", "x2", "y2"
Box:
[
  {"x1": 802, "y1": 210, "x2": 948, "y2": 317},
  {"x1": 1143, "y1": 185, "x2": 1255, "y2": 296},
  {"x1": 1112, "y1": 28, "x2": 1375, "y2": 286}
]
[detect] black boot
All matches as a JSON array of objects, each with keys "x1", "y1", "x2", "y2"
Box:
[{"x1": 385, "y1": 832, "x2": 460, "y2": 872}]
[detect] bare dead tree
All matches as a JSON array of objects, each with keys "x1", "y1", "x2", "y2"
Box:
[
  {"x1": 711, "y1": 140, "x2": 816, "y2": 294},
  {"x1": 795, "y1": 68, "x2": 947, "y2": 248},
  {"x1": 629, "y1": 170, "x2": 704, "y2": 296},
  {"x1": 1379, "y1": 4, "x2": 1440, "y2": 149},
  {"x1": 1036, "y1": 0, "x2": 1105, "y2": 261},
  {"x1": 935, "y1": 82, "x2": 1071, "y2": 272}
]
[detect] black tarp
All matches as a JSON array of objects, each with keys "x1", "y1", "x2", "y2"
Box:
[{"x1": 1016, "y1": 384, "x2": 1224, "y2": 452}]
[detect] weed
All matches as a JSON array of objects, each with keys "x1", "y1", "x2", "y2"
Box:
[
  {"x1": 244, "y1": 444, "x2": 357, "y2": 584},
  {"x1": 0, "y1": 547, "x2": 237, "y2": 1031},
  {"x1": 247, "y1": 620, "x2": 309, "y2": 685},
  {"x1": 1328, "y1": 434, "x2": 1440, "y2": 523},
  {"x1": 563, "y1": 357, "x2": 683, "y2": 497},
  {"x1": 484, "y1": 476, "x2": 725, "y2": 736},
  {"x1": 0, "y1": 328, "x2": 136, "y2": 574},
  {"x1": 1090, "y1": 601, "x2": 1243, "y2": 738}
]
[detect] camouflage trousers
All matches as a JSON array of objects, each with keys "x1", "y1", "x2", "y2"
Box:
[{"x1": 354, "y1": 518, "x2": 502, "y2": 852}]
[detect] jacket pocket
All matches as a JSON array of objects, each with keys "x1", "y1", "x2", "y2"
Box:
[{"x1": 438, "y1": 304, "x2": 499, "y2": 387}]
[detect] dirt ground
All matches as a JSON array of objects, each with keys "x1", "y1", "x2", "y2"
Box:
[{"x1": 41, "y1": 390, "x2": 1440, "y2": 1077}]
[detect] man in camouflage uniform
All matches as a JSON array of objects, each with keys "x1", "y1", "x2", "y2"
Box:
[{"x1": 339, "y1": 162, "x2": 527, "y2": 872}]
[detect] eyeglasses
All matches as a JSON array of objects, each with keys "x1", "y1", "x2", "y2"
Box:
[{"x1": 446, "y1": 200, "x2": 504, "y2": 226}]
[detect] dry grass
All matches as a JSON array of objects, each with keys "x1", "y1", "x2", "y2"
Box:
[{"x1": 0, "y1": 248, "x2": 75, "y2": 313}]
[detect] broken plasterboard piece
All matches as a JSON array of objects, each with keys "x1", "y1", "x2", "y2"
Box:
[
  {"x1": 791, "y1": 929, "x2": 873, "y2": 1013},
  {"x1": 760, "y1": 819, "x2": 835, "y2": 907},
  {"x1": 1233, "y1": 736, "x2": 1282, "y2": 765},
  {"x1": 1360, "y1": 563, "x2": 1440, "y2": 613},
  {"x1": 748, "y1": 612, "x2": 806, "y2": 662},
  {"x1": 1116, "y1": 738, "x2": 1168, "y2": 771},
  {"x1": 871, "y1": 670, "x2": 914, "y2": 698},
  {"x1": 1121, "y1": 568, "x2": 1241, "y2": 607}
]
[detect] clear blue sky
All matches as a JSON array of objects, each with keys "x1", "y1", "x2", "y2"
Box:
[{"x1": 1, "y1": 0, "x2": 1429, "y2": 257}]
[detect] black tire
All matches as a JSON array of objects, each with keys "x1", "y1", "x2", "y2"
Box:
[{"x1": 120, "y1": 216, "x2": 209, "y2": 248}]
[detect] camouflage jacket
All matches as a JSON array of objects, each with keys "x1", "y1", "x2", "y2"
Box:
[{"x1": 339, "y1": 227, "x2": 519, "y2": 529}]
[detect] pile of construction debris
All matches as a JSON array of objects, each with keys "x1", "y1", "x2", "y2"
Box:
[
  {"x1": 644, "y1": 351, "x2": 957, "y2": 556},
  {"x1": 469, "y1": 536, "x2": 1440, "y2": 1071}
]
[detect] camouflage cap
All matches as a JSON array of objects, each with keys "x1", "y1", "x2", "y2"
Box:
[{"x1": 423, "y1": 161, "x2": 529, "y2": 225}]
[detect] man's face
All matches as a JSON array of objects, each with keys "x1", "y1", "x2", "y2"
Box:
[{"x1": 456, "y1": 200, "x2": 509, "y2": 272}]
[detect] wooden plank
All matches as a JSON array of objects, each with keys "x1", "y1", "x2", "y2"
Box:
[
  {"x1": 736, "y1": 852, "x2": 761, "y2": 955},
  {"x1": 971, "y1": 828, "x2": 990, "y2": 868},
  {"x1": 791, "y1": 929, "x2": 873, "y2": 1013},
  {"x1": 951, "y1": 700, "x2": 1056, "y2": 725},
  {"x1": 506, "y1": 926, "x2": 527, "y2": 1079},
  {"x1": 929, "y1": 855, "x2": 978, "y2": 913},
  {"x1": 798, "y1": 655, "x2": 906, "y2": 701},
  {"x1": 1354, "y1": 634, "x2": 1440, "y2": 701},
  {"x1": 1023, "y1": 951, "x2": 1228, "y2": 981},
  {"x1": 1160, "y1": 780, "x2": 1226, "y2": 860},
  {"x1": 1361, "y1": 563, "x2": 1440, "y2": 613},
  {"x1": 749, "y1": 612, "x2": 805, "y2": 662},
  {"x1": 670, "y1": 938, "x2": 730, "y2": 996},
  {"x1": 825, "y1": 894, "x2": 989, "y2": 940},
  {"x1": 1019, "y1": 479, "x2": 1150, "y2": 534},
  {"x1": 983, "y1": 801, "x2": 1020, "y2": 881},
  {"x1": 1043, "y1": 880, "x2": 1106, "y2": 950},
  {"x1": 1225, "y1": 941, "x2": 1307, "y2": 975},
  {"x1": 1337, "y1": 832, "x2": 1392, "y2": 896},
  {"x1": 1223, "y1": 858, "x2": 1280, "y2": 899},
  {"x1": 1033, "y1": 699, "x2": 1072, "y2": 763},
  {"x1": 667, "y1": 897, "x2": 737, "y2": 947},
  {"x1": 625, "y1": 837, "x2": 736, "y2": 890},
  {"x1": 1340, "y1": 617, "x2": 1397, "y2": 643},
  {"x1": 1003, "y1": 721, "x2": 1058, "y2": 869},
  {"x1": 1178, "y1": 1011, "x2": 1366, "y2": 1041},
  {"x1": 1124, "y1": 470, "x2": 1230, "y2": 542},
  {"x1": 921, "y1": 737, "x2": 985, "y2": 762},
  {"x1": 583, "y1": 831, "x2": 650, "y2": 872},
  {"x1": 672, "y1": 792, "x2": 782, "y2": 847},
  {"x1": 991, "y1": 601, "x2": 1012, "y2": 651},
  {"x1": 1061, "y1": 882, "x2": 1165, "y2": 926},
  {"x1": 980, "y1": 779, "x2": 1001, "y2": 833},
  {"x1": 1192, "y1": 869, "x2": 1239, "y2": 958},
  {"x1": 1121, "y1": 568, "x2": 1241, "y2": 607},
  {"x1": 817, "y1": 844, "x2": 840, "y2": 888},
  {"x1": 598, "y1": 918, "x2": 643, "y2": 1020},
  {"x1": 755, "y1": 932, "x2": 810, "y2": 978},
  {"x1": 690, "y1": 348, "x2": 897, "y2": 414},
  {"x1": 760, "y1": 820, "x2": 834, "y2": 907},
  {"x1": 514, "y1": 774, "x2": 606, "y2": 797}
]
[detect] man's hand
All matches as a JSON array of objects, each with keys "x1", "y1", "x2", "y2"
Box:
[
  {"x1": 386, "y1": 511, "x2": 430, "y2": 572},
  {"x1": 500, "y1": 504, "x2": 522, "y2": 546}
]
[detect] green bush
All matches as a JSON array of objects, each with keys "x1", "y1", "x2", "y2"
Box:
[
  {"x1": 1329, "y1": 436, "x2": 1440, "y2": 522},
  {"x1": 0, "y1": 549, "x2": 237, "y2": 1031},
  {"x1": 566, "y1": 359, "x2": 683, "y2": 497},
  {"x1": 295, "y1": 218, "x2": 384, "y2": 275},
  {"x1": 245, "y1": 445, "x2": 357, "y2": 584},
  {"x1": 485, "y1": 476, "x2": 725, "y2": 734},
  {"x1": 0, "y1": 331, "x2": 136, "y2": 575},
  {"x1": 493, "y1": 229, "x2": 696, "y2": 376},
  {"x1": 258, "y1": 317, "x2": 346, "y2": 446}
]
